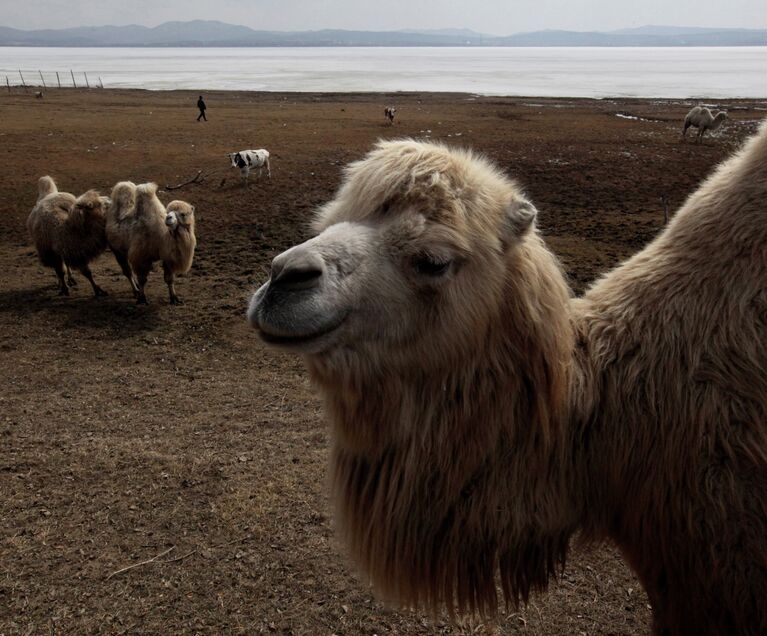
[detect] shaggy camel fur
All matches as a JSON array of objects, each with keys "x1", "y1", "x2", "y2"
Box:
[
  {"x1": 682, "y1": 106, "x2": 727, "y2": 143},
  {"x1": 27, "y1": 176, "x2": 110, "y2": 297},
  {"x1": 249, "y1": 126, "x2": 767, "y2": 634},
  {"x1": 107, "y1": 182, "x2": 196, "y2": 305}
]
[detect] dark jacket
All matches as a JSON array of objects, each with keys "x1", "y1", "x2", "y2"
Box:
[{"x1": 197, "y1": 98, "x2": 206, "y2": 111}]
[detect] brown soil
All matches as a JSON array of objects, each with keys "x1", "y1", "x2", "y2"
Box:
[{"x1": 1, "y1": 88, "x2": 763, "y2": 635}]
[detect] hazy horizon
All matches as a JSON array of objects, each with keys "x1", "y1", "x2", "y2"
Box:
[{"x1": 2, "y1": 0, "x2": 766, "y2": 35}]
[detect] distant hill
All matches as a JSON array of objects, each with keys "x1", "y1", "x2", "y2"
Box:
[
  {"x1": 1, "y1": 20, "x2": 766, "y2": 47},
  {"x1": 488, "y1": 27, "x2": 767, "y2": 47}
]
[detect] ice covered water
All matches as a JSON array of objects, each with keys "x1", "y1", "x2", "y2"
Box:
[{"x1": 2, "y1": 46, "x2": 766, "y2": 98}]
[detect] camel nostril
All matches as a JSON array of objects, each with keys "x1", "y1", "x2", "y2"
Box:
[
  {"x1": 277, "y1": 266, "x2": 322, "y2": 286},
  {"x1": 268, "y1": 248, "x2": 325, "y2": 292},
  {"x1": 271, "y1": 264, "x2": 323, "y2": 291}
]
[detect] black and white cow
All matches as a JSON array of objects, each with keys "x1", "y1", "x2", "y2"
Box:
[
  {"x1": 384, "y1": 107, "x2": 396, "y2": 125},
  {"x1": 227, "y1": 149, "x2": 271, "y2": 184}
]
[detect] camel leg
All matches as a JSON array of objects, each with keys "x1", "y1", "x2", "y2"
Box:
[
  {"x1": 113, "y1": 250, "x2": 140, "y2": 298},
  {"x1": 52, "y1": 258, "x2": 69, "y2": 296},
  {"x1": 65, "y1": 264, "x2": 78, "y2": 287},
  {"x1": 78, "y1": 264, "x2": 108, "y2": 297},
  {"x1": 163, "y1": 262, "x2": 182, "y2": 305},
  {"x1": 134, "y1": 265, "x2": 151, "y2": 305}
]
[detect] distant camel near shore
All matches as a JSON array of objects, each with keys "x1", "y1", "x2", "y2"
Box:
[{"x1": 683, "y1": 105, "x2": 727, "y2": 143}]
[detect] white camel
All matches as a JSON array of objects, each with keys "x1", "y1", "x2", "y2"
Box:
[
  {"x1": 249, "y1": 123, "x2": 767, "y2": 634},
  {"x1": 683, "y1": 106, "x2": 727, "y2": 143}
]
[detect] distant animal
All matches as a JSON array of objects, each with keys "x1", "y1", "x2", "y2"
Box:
[
  {"x1": 27, "y1": 176, "x2": 110, "y2": 297},
  {"x1": 106, "y1": 181, "x2": 196, "y2": 305},
  {"x1": 384, "y1": 107, "x2": 396, "y2": 125},
  {"x1": 227, "y1": 149, "x2": 271, "y2": 184},
  {"x1": 683, "y1": 106, "x2": 727, "y2": 143},
  {"x1": 35, "y1": 91, "x2": 43, "y2": 99},
  {"x1": 249, "y1": 126, "x2": 767, "y2": 634}
]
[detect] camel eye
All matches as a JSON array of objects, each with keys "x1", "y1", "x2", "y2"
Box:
[{"x1": 412, "y1": 255, "x2": 452, "y2": 277}]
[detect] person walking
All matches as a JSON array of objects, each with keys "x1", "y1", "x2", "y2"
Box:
[{"x1": 196, "y1": 95, "x2": 207, "y2": 122}]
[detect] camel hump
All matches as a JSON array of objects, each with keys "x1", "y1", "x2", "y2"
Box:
[
  {"x1": 37, "y1": 176, "x2": 57, "y2": 201},
  {"x1": 135, "y1": 182, "x2": 162, "y2": 219},
  {"x1": 136, "y1": 182, "x2": 159, "y2": 198},
  {"x1": 109, "y1": 181, "x2": 137, "y2": 221}
]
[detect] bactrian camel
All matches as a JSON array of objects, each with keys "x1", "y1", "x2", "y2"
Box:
[
  {"x1": 682, "y1": 105, "x2": 727, "y2": 143},
  {"x1": 107, "y1": 182, "x2": 196, "y2": 305},
  {"x1": 248, "y1": 123, "x2": 767, "y2": 635},
  {"x1": 27, "y1": 176, "x2": 110, "y2": 297}
]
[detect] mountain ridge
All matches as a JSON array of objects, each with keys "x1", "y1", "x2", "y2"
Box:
[{"x1": 1, "y1": 20, "x2": 766, "y2": 47}]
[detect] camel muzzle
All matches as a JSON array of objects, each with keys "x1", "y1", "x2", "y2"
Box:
[
  {"x1": 268, "y1": 248, "x2": 325, "y2": 292},
  {"x1": 247, "y1": 245, "x2": 347, "y2": 352}
]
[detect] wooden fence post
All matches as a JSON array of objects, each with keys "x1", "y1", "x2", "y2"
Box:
[
  {"x1": 56, "y1": 71, "x2": 61, "y2": 88},
  {"x1": 39, "y1": 71, "x2": 46, "y2": 88},
  {"x1": 84, "y1": 72, "x2": 89, "y2": 88},
  {"x1": 18, "y1": 70, "x2": 27, "y2": 92},
  {"x1": 70, "y1": 69, "x2": 76, "y2": 88},
  {"x1": 6, "y1": 76, "x2": 10, "y2": 94},
  {"x1": 99, "y1": 76, "x2": 104, "y2": 89}
]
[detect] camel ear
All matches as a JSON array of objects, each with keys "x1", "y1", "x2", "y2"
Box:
[{"x1": 501, "y1": 196, "x2": 537, "y2": 247}]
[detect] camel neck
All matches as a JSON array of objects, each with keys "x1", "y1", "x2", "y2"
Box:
[{"x1": 319, "y1": 347, "x2": 584, "y2": 613}]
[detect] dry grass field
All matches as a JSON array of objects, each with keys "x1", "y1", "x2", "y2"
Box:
[{"x1": 1, "y1": 88, "x2": 763, "y2": 635}]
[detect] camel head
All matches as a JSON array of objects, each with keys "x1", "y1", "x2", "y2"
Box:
[
  {"x1": 166, "y1": 200, "x2": 195, "y2": 233},
  {"x1": 248, "y1": 139, "x2": 577, "y2": 612},
  {"x1": 248, "y1": 139, "x2": 539, "y2": 372},
  {"x1": 712, "y1": 111, "x2": 728, "y2": 130},
  {"x1": 70, "y1": 190, "x2": 109, "y2": 223},
  {"x1": 165, "y1": 210, "x2": 178, "y2": 230},
  {"x1": 248, "y1": 138, "x2": 575, "y2": 454}
]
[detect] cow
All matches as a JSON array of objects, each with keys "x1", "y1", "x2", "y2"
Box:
[
  {"x1": 227, "y1": 149, "x2": 271, "y2": 185},
  {"x1": 385, "y1": 107, "x2": 396, "y2": 125}
]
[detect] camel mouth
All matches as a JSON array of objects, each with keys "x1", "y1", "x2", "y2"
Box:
[
  {"x1": 257, "y1": 317, "x2": 346, "y2": 349},
  {"x1": 247, "y1": 281, "x2": 349, "y2": 353}
]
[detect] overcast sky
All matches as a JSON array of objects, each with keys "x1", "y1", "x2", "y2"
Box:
[{"x1": 2, "y1": 0, "x2": 766, "y2": 33}]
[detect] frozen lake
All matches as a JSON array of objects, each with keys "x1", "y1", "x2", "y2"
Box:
[{"x1": 2, "y1": 46, "x2": 767, "y2": 98}]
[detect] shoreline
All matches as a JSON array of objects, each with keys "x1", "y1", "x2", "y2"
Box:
[{"x1": 4, "y1": 85, "x2": 767, "y2": 103}]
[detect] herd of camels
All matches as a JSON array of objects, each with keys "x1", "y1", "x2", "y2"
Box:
[{"x1": 249, "y1": 116, "x2": 766, "y2": 634}]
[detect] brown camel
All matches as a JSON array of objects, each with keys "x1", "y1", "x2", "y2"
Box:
[
  {"x1": 106, "y1": 182, "x2": 197, "y2": 305},
  {"x1": 27, "y1": 176, "x2": 111, "y2": 297},
  {"x1": 248, "y1": 123, "x2": 767, "y2": 635}
]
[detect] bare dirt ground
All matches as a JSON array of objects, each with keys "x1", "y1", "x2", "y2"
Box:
[{"x1": 1, "y1": 88, "x2": 764, "y2": 635}]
